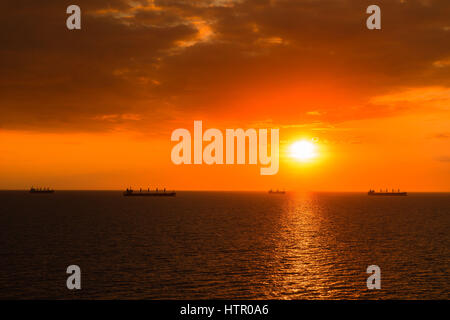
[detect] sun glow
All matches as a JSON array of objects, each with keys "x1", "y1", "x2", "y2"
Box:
[{"x1": 290, "y1": 140, "x2": 317, "y2": 161}]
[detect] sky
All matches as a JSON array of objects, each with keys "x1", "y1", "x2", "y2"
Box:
[{"x1": 0, "y1": 0, "x2": 449, "y2": 191}]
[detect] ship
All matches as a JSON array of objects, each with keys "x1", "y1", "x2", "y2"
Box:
[
  {"x1": 30, "y1": 187, "x2": 54, "y2": 194},
  {"x1": 123, "y1": 187, "x2": 176, "y2": 197},
  {"x1": 269, "y1": 189, "x2": 285, "y2": 194},
  {"x1": 368, "y1": 189, "x2": 407, "y2": 196}
]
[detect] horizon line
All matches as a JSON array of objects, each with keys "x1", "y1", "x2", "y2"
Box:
[{"x1": 1, "y1": 189, "x2": 450, "y2": 193}]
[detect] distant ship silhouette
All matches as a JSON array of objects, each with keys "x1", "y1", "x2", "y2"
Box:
[
  {"x1": 268, "y1": 189, "x2": 285, "y2": 194},
  {"x1": 368, "y1": 189, "x2": 407, "y2": 196},
  {"x1": 123, "y1": 187, "x2": 176, "y2": 197},
  {"x1": 29, "y1": 187, "x2": 54, "y2": 194}
]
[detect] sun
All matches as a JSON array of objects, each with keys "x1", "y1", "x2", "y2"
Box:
[{"x1": 290, "y1": 140, "x2": 317, "y2": 161}]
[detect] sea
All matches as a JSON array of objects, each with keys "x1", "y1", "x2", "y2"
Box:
[{"x1": 0, "y1": 191, "x2": 448, "y2": 299}]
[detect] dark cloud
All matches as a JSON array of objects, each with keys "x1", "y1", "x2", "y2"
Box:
[{"x1": 0, "y1": 0, "x2": 449, "y2": 132}]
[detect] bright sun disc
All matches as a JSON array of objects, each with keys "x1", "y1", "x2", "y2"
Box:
[{"x1": 290, "y1": 140, "x2": 317, "y2": 161}]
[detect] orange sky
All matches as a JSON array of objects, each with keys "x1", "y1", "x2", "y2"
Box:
[{"x1": 1, "y1": 0, "x2": 450, "y2": 191}]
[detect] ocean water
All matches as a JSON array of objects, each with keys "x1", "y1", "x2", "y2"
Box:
[{"x1": 0, "y1": 191, "x2": 448, "y2": 299}]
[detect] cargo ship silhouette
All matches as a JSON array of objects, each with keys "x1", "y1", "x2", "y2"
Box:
[
  {"x1": 123, "y1": 187, "x2": 176, "y2": 197},
  {"x1": 29, "y1": 187, "x2": 54, "y2": 194},
  {"x1": 269, "y1": 189, "x2": 285, "y2": 194},
  {"x1": 368, "y1": 189, "x2": 407, "y2": 196}
]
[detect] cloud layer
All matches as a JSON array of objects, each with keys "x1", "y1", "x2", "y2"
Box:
[{"x1": 1, "y1": 0, "x2": 449, "y2": 132}]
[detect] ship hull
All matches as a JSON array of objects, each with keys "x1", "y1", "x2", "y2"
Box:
[
  {"x1": 368, "y1": 192, "x2": 407, "y2": 196},
  {"x1": 29, "y1": 190, "x2": 54, "y2": 194},
  {"x1": 123, "y1": 192, "x2": 176, "y2": 197}
]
